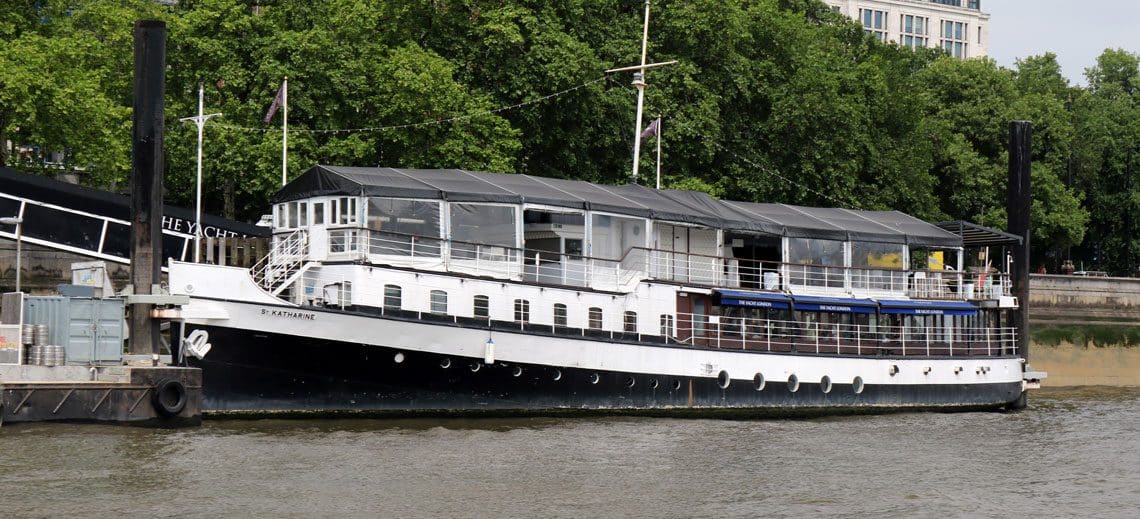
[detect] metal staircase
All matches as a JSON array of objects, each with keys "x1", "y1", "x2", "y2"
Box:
[{"x1": 250, "y1": 229, "x2": 312, "y2": 296}]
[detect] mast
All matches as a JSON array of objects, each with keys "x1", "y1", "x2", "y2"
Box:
[{"x1": 606, "y1": 1, "x2": 675, "y2": 185}]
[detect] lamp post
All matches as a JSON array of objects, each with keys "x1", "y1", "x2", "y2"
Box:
[{"x1": 1, "y1": 216, "x2": 23, "y2": 292}]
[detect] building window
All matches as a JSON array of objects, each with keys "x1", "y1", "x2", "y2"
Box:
[
  {"x1": 473, "y1": 295, "x2": 489, "y2": 318},
  {"x1": 430, "y1": 290, "x2": 447, "y2": 314},
  {"x1": 554, "y1": 303, "x2": 568, "y2": 326},
  {"x1": 900, "y1": 14, "x2": 928, "y2": 50},
  {"x1": 588, "y1": 307, "x2": 603, "y2": 330},
  {"x1": 660, "y1": 314, "x2": 675, "y2": 336},
  {"x1": 623, "y1": 311, "x2": 638, "y2": 333},
  {"x1": 941, "y1": 20, "x2": 968, "y2": 58},
  {"x1": 383, "y1": 284, "x2": 401, "y2": 309},
  {"x1": 514, "y1": 299, "x2": 530, "y2": 323},
  {"x1": 860, "y1": 9, "x2": 887, "y2": 42}
]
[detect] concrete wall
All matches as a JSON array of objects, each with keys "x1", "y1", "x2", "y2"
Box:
[{"x1": 1029, "y1": 273, "x2": 1140, "y2": 323}]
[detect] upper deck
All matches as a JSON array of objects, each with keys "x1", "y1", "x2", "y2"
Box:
[{"x1": 262, "y1": 166, "x2": 1014, "y2": 305}]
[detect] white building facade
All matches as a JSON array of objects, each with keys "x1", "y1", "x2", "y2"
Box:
[{"x1": 823, "y1": 0, "x2": 989, "y2": 59}]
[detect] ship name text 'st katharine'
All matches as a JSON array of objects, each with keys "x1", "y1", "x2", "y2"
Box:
[{"x1": 168, "y1": 165, "x2": 1045, "y2": 416}]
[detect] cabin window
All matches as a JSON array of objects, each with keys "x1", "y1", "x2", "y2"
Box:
[
  {"x1": 514, "y1": 299, "x2": 530, "y2": 323},
  {"x1": 660, "y1": 314, "x2": 674, "y2": 336},
  {"x1": 329, "y1": 229, "x2": 359, "y2": 253},
  {"x1": 313, "y1": 202, "x2": 326, "y2": 224},
  {"x1": 367, "y1": 198, "x2": 442, "y2": 256},
  {"x1": 331, "y1": 197, "x2": 358, "y2": 225},
  {"x1": 473, "y1": 295, "x2": 490, "y2": 318},
  {"x1": 623, "y1": 311, "x2": 638, "y2": 333},
  {"x1": 383, "y1": 284, "x2": 402, "y2": 309},
  {"x1": 450, "y1": 203, "x2": 518, "y2": 248},
  {"x1": 430, "y1": 290, "x2": 447, "y2": 315},
  {"x1": 554, "y1": 303, "x2": 568, "y2": 326},
  {"x1": 588, "y1": 307, "x2": 603, "y2": 330}
]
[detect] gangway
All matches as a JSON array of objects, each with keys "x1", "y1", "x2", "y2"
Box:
[{"x1": 0, "y1": 166, "x2": 267, "y2": 267}]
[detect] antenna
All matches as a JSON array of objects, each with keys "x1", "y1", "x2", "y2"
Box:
[{"x1": 605, "y1": 0, "x2": 675, "y2": 184}]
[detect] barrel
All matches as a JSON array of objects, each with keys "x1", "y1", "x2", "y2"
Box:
[
  {"x1": 21, "y1": 324, "x2": 34, "y2": 344},
  {"x1": 29, "y1": 345, "x2": 44, "y2": 365},
  {"x1": 33, "y1": 324, "x2": 49, "y2": 346}
]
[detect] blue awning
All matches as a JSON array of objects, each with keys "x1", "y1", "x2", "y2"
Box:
[
  {"x1": 792, "y1": 295, "x2": 877, "y2": 314},
  {"x1": 717, "y1": 290, "x2": 790, "y2": 309},
  {"x1": 878, "y1": 300, "x2": 978, "y2": 316}
]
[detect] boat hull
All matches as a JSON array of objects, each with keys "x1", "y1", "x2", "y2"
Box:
[{"x1": 183, "y1": 307, "x2": 1025, "y2": 417}]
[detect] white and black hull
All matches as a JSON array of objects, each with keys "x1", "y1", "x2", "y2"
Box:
[{"x1": 182, "y1": 299, "x2": 1026, "y2": 417}]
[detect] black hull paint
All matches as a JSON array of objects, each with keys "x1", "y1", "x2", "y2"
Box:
[{"x1": 186, "y1": 325, "x2": 1024, "y2": 418}]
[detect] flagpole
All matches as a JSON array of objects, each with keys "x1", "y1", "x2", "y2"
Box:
[
  {"x1": 281, "y1": 77, "x2": 288, "y2": 186},
  {"x1": 178, "y1": 84, "x2": 221, "y2": 262},
  {"x1": 656, "y1": 116, "x2": 662, "y2": 190},
  {"x1": 630, "y1": 0, "x2": 651, "y2": 184}
]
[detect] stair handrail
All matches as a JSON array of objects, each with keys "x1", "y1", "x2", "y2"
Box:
[{"x1": 250, "y1": 229, "x2": 309, "y2": 291}]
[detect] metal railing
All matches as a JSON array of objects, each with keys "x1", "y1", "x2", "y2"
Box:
[{"x1": 258, "y1": 228, "x2": 1012, "y2": 300}]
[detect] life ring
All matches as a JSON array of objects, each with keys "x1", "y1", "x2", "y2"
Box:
[{"x1": 152, "y1": 379, "x2": 187, "y2": 417}]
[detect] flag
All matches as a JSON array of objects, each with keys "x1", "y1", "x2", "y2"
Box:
[
  {"x1": 262, "y1": 81, "x2": 285, "y2": 123},
  {"x1": 640, "y1": 117, "x2": 660, "y2": 139}
]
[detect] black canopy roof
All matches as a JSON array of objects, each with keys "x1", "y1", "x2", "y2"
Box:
[{"x1": 273, "y1": 165, "x2": 962, "y2": 247}]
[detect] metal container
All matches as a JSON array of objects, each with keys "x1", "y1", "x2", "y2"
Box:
[
  {"x1": 33, "y1": 324, "x2": 49, "y2": 346},
  {"x1": 21, "y1": 324, "x2": 34, "y2": 344},
  {"x1": 29, "y1": 345, "x2": 44, "y2": 365},
  {"x1": 22, "y1": 297, "x2": 125, "y2": 365}
]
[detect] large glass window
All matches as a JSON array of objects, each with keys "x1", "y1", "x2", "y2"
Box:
[
  {"x1": 941, "y1": 20, "x2": 968, "y2": 58},
  {"x1": 900, "y1": 14, "x2": 928, "y2": 49},
  {"x1": 368, "y1": 198, "x2": 441, "y2": 256},
  {"x1": 450, "y1": 204, "x2": 517, "y2": 247},
  {"x1": 861, "y1": 8, "x2": 887, "y2": 42},
  {"x1": 590, "y1": 214, "x2": 646, "y2": 260}
]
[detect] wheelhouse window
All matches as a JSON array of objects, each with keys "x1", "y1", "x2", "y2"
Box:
[
  {"x1": 588, "y1": 307, "x2": 603, "y2": 330},
  {"x1": 329, "y1": 229, "x2": 360, "y2": 253},
  {"x1": 331, "y1": 197, "x2": 359, "y2": 225},
  {"x1": 473, "y1": 295, "x2": 490, "y2": 319},
  {"x1": 554, "y1": 303, "x2": 568, "y2": 326},
  {"x1": 384, "y1": 284, "x2": 402, "y2": 309},
  {"x1": 623, "y1": 311, "x2": 638, "y2": 333},
  {"x1": 313, "y1": 201, "x2": 326, "y2": 225},
  {"x1": 514, "y1": 299, "x2": 530, "y2": 323},
  {"x1": 276, "y1": 201, "x2": 309, "y2": 229},
  {"x1": 430, "y1": 290, "x2": 447, "y2": 315}
]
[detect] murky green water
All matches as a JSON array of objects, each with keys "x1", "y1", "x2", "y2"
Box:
[{"x1": 2, "y1": 387, "x2": 1137, "y2": 517}]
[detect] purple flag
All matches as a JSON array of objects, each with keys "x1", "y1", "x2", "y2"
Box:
[
  {"x1": 640, "y1": 117, "x2": 660, "y2": 139},
  {"x1": 263, "y1": 82, "x2": 285, "y2": 123}
]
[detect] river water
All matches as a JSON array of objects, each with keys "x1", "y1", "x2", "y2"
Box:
[{"x1": 2, "y1": 387, "x2": 1137, "y2": 518}]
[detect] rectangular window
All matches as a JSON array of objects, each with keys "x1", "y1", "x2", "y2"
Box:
[
  {"x1": 623, "y1": 311, "x2": 638, "y2": 333},
  {"x1": 430, "y1": 290, "x2": 447, "y2": 314},
  {"x1": 329, "y1": 229, "x2": 359, "y2": 253},
  {"x1": 474, "y1": 295, "x2": 490, "y2": 319},
  {"x1": 514, "y1": 299, "x2": 530, "y2": 323},
  {"x1": 860, "y1": 8, "x2": 888, "y2": 42},
  {"x1": 900, "y1": 14, "x2": 928, "y2": 50},
  {"x1": 332, "y1": 197, "x2": 358, "y2": 225},
  {"x1": 660, "y1": 314, "x2": 674, "y2": 336},
  {"x1": 383, "y1": 284, "x2": 401, "y2": 309},
  {"x1": 554, "y1": 303, "x2": 568, "y2": 327},
  {"x1": 941, "y1": 20, "x2": 968, "y2": 58},
  {"x1": 313, "y1": 201, "x2": 325, "y2": 225},
  {"x1": 588, "y1": 307, "x2": 603, "y2": 330}
]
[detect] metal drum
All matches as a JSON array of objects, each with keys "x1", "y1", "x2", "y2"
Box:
[
  {"x1": 45, "y1": 345, "x2": 65, "y2": 366},
  {"x1": 33, "y1": 324, "x2": 49, "y2": 346},
  {"x1": 21, "y1": 324, "x2": 34, "y2": 344},
  {"x1": 29, "y1": 345, "x2": 44, "y2": 365}
]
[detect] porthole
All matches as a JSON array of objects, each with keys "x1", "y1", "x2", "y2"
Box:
[
  {"x1": 512, "y1": 366, "x2": 523, "y2": 377},
  {"x1": 552, "y1": 369, "x2": 562, "y2": 381},
  {"x1": 787, "y1": 374, "x2": 800, "y2": 393},
  {"x1": 589, "y1": 373, "x2": 600, "y2": 385},
  {"x1": 753, "y1": 373, "x2": 766, "y2": 391},
  {"x1": 820, "y1": 375, "x2": 832, "y2": 394},
  {"x1": 439, "y1": 358, "x2": 451, "y2": 369},
  {"x1": 649, "y1": 378, "x2": 659, "y2": 389},
  {"x1": 888, "y1": 365, "x2": 899, "y2": 376},
  {"x1": 717, "y1": 370, "x2": 731, "y2": 389},
  {"x1": 852, "y1": 376, "x2": 865, "y2": 394},
  {"x1": 470, "y1": 362, "x2": 481, "y2": 373},
  {"x1": 393, "y1": 352, "x2": 405, "y2": 364},
  {"x1": 625, "y1": 376, "x2": 636, "y2": 388},
  {"x1": 671, "y1": 379, "x2": 682, "y2": 391}
]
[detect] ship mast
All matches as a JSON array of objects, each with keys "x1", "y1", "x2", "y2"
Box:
[{"x1": 606, "y1": 0, "x2": 675, "y2": 185}]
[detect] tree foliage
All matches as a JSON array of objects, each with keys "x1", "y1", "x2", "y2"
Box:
[{"x1": 1, "y1": 0, "x2": 1135, "y2": 273}]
